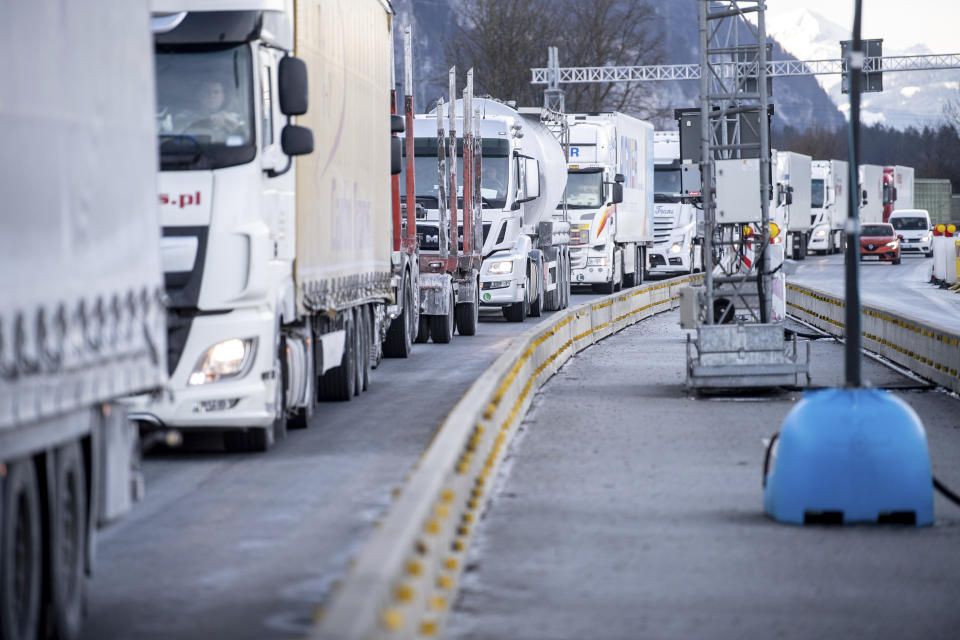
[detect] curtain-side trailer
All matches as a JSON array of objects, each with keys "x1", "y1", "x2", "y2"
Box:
[{"x1": 0, "y1": 2, "x2": 166, "y2": 637}]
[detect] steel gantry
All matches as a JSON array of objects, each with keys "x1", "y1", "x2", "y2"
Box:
[{"x1": 531, "y1": 53, "x2": 960, "y2": 86}]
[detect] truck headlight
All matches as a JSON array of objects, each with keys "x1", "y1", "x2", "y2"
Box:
[
  {"x1": 922, "y1": 234, "x2": 931, "y2": 242},
  {"x1": 587, "y1": 257, "x2": 608, "y2": 266},
  {"x1": 813, "y1": 229, "x2": 827, "y2": 239},
  {"x1": 669, "y1": 242, "x2": 683, "y2": 254},
  {"x1": 488, "y1": 260, "x2": 514, "y2": 275},
  {"x1": 188, "y1": 338, "x2": 257, "y2": 386},
  {"x1": 885, "y1": 240, "x2": 899, "y2": 248}
]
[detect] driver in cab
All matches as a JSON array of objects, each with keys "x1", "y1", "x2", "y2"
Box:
[{"x1": 171, "y1": 79, "x2": 245, "y2": 142}]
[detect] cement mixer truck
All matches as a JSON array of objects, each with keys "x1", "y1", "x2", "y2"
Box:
[{"x1": 465, "y1": 101, "x2": 571, "y2": 320}]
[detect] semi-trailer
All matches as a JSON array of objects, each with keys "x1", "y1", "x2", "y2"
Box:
[
  {"x1": 134, "y1": 0, "x2": 416, "y2": 451},
  {"x1": 774, "y1": 150, "x2": 812, "y2": 260},
  {"x1": 808, "y1": 159, "x2": 849, "y2": 254},
  {"x1": 566, "y1": 113, "x2": 655, "y2": 291},
  {"x1": 0, "y1": 2, "x2": 167, "y2": 637},
  {"x1": 859, "y1": 164, "x2": 886, "y2": 224},
  {"x1": 650, "y1": 131, "x2": 703, "y2": 276},
  {"x1": 883, "y1": 165, "x2": 915, "y2": 222}
]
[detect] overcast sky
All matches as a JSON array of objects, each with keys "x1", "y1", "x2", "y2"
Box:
[{"x1": 764, "y1": 1, "x2": 960, "y2": 53}]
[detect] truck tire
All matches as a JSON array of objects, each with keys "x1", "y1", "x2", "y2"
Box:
[
  {"x1": 430, "y1": 290, "x2": 455, "y2": 343},
  {"x1": 272, "y1": 336, "x2": 288, "y2": 441},
  {"x1": 562, "y1": 254, "x2": 571, "y2": 308},
  {"x1": 354, "y1": 308, "x2": 365, "y2": 396},
  {"x1": 528, "y1": 267, "x2": 543, "y2": 318},
  {"x1": 318, "y1": 313, "x2": 356, "y2": 401},
  {"x1": 414, "y1": 315, "x2": 430, "y2": 344},
  {"x1": 288, "y1": 330, "x2": 315, "y2": 430},
  {"x1": 1, "y1": 458, "x2": 42, "y2": 640},
  {"x1": 361, "y1": 306, "x2": 371, "y2": 391},
  {"x1": 455, "y1": 285, "x2": 479, "y2": 336},
  {"x1": 383, "y1": 272, "x2": 415, "y2": 357},
  {"x1": 593, "y1": 279, "x2": 615, "y2": 295},
  {"x1": 224, "y1": 428, "x2": 273, "y2": 453},
  {"x1": 50, "y1": 443, "x2": 87, "y2": 640},
  {"x1": 623, "y1": 248, "x2": 637, "y2": 288},
  {"x1": 503, "y1": 299, "x2": 527, "y2": 322}
]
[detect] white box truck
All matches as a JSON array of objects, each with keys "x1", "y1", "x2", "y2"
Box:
[
  {"x1": 0, "y1": 2, "x2": 166, "y2": 637},
  {"x1": 859, "y1": 164, "x2": 885, "y2": 224},
  {"x1": 808, "y1": 159, "x2": 849, "y2": 254},
  {"x1": 650, "y1": 131, "x2": 703, "y2": 275},
  {"x1": 135, "y1": 0, "x2": 415, "y2": 451},
  {"x1": 774, "y1": 150, "x2": 812, "y2": 260},
  {"x1": 566, "y1": 113, "x2": 655, "y2": 291},
  {"x1": 883, "y1": 164, "x2": 915, "y2": 223}
]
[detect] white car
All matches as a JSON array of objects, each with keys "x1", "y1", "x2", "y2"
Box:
[{"x1": 889, "y1": 209, "x2": 933, "y2": 257}]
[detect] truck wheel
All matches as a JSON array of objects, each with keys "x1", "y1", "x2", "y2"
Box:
[
  {"x1": 503, "y1": 298, "x2": 527, "y2": 322},
  {"x1": 288, "y1": 331, "x2": 315, "y2": 430},
  {"x1": 0, "y1": 458, "x2": 42, "y2": 640},
  {"x1": 414, "y1": 315, "x2": 430, "y2": 344},
  {"x1": 528, "y1": 266, "x2": 543, "y2": 318},
  {"x1": 272, "y1": 336, "x2": 288, "y2": 441},
  {"x1": 50, "y1": 443, "x2": 87, "y2": 640},
  {"x1": 354, "y1": 308, "x2": 365, "y2": 396},
  {"x1": 562, "y1": 255, "x2": 571, "y2": 308},
  {"x1": 623, "y1": 252, "x2": 637, "y2": 288},
  {"x1": 383, "y1": 272, "x2": 415, "y2": 357},
  {"x1": 430, "y1": 291, "x2": 455, "y2": 343},
  {"x1": 592, "y1": 279, "x2": 615, "y2": 295},
  {"x1": 318, "y1": 313, "x2": 356, "y2": 401},
  {"x1": 223, "y1": 428, "x2": 272, "y2": 453},
  {"x1": 361, "y1": 306, "x2": 371, "y2": 391},
  {"x1": 455, "y1": 285, "x2": 479, "y2": 336}
]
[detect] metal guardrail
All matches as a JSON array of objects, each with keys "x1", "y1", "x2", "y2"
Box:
[
  {"x1": 312, "y1": 273, "x2": 703, "y2": 639},
  {"x1": 786, "y1": 282, "x2": 960, "y2": 394}
]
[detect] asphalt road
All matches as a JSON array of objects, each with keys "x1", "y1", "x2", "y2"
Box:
[
  {"x1": 80, "y1": 290, "x2": 601, "y2": 640},
  {"x1": 447, "y1": 311, "x2": 960, "y2": 640},
  {"x1": 789, "y1": 251, "x2": 960, "y2": 331}
]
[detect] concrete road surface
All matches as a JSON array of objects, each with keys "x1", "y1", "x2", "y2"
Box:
[
  {"x1": 790, "y1": 252, "x2": 960, "y2": 331},
  {"x1": 80, "y1": 291, "x2": 600, "y2": 640},
  {"x1": 448, "y1": 311, "x2": 960, "y2": 640}
]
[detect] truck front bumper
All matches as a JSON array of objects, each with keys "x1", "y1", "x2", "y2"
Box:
[
  {"x1": 125, "y1": 307, "x2": 278, "y2": 429},
  {"x1": 648, "y1": 247, "x2": 689, "y2": 274},
  {"x1": 479, "y1": 276, "x2": 524, "y2": 307}
]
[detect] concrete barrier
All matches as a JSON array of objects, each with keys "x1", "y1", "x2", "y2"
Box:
[
  {"x1": 786, "y1": 282, "x2": 960, "y2": 394},
  {"x1": 312, "y1": 273, "x2": 702, "y2": 640}
]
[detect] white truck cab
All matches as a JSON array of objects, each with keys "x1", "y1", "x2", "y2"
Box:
[
  {"x1": 420, "y1": 99, "x2": 570, "y2": 321},
  {"x1": 650, "y1": 131, "x2": 702, "y2": 275}
]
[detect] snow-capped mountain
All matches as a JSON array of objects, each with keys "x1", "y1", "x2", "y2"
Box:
[{"x1": 765, "y1": 8, "x2": 960, "y2": 129}]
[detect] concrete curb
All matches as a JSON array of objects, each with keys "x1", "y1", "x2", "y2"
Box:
[
  {"x1": 311, "y1": 273, "x2": 703, "y2": 639},
  {"x1": 786, "y1": 282, "x2": 960, "y2": 393}
]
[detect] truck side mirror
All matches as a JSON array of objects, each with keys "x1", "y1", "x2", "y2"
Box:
[
  {"x1": 610, "y1": 182, "x2": 623, "y2": 204},
  {"x1": 862, "y1": 189, "x2": 868, "y2": 205},
  {"x1": 893, "y1": 186, "x2": 898, "y2": 202},
  {"x1": 278, "y1": 56, "x2": 308, "y2": 116},
  {"x1": 391, "y1": 115, "x2": 404, "y2": 134},
  {"x1": 391, "y1": 136, "x2": 402, "y2": 175},
  {"x1": 614, "y1": 173, "x2": 625, "y2": 184},
  {"x1": 519, "y1": 157, "x2": 540, "y2": 201},
  {"x1": 785, "y1": 190, "x2": 793, "y2": 206},
  {"x1": 281, "y1": 124, "x2": 313, "y2": 156}
]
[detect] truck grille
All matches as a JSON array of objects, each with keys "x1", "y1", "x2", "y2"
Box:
[
  {"x1": 654, "y1": 218, "x2": 675, "y2": 245},
  {"x1": 569, "y1": 246, "x2": 587, "y2": 269}
]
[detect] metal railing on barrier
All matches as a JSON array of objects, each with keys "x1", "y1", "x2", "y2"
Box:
[
  {"x1": 312, "y1": 273, "x2": 702, "y2": 640},
  {"x1": 786, "y1": 282, "x2": 960, "y2": 394}
]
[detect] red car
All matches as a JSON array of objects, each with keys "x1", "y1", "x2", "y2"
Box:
[{"x1": 860, "y1": 222, "x2": 901, "y2": 264}]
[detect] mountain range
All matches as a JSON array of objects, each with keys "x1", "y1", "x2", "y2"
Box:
[
  {"x1": 389, "y1": 1, "x2": 953, "y2": 133},
  {"x1": 765, "y1": 8, "x2": 960, "y2": 130}
]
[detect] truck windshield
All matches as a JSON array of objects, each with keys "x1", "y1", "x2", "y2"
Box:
[
  {"x1": 565, "y1": 171, "x2": 604, "y2": 209},
  {"x1": 155, "y1": 45, "x2": 256, "y2": 171},
  {"x1": 811, "y1": 179, "x2": 825, "y2": 208},
  {"x1": 399, "y1": 137, "x2": 510, "y2": 209},
  {"x1": 654, "y1": 167, "x2": 682, "y2": 202}
]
